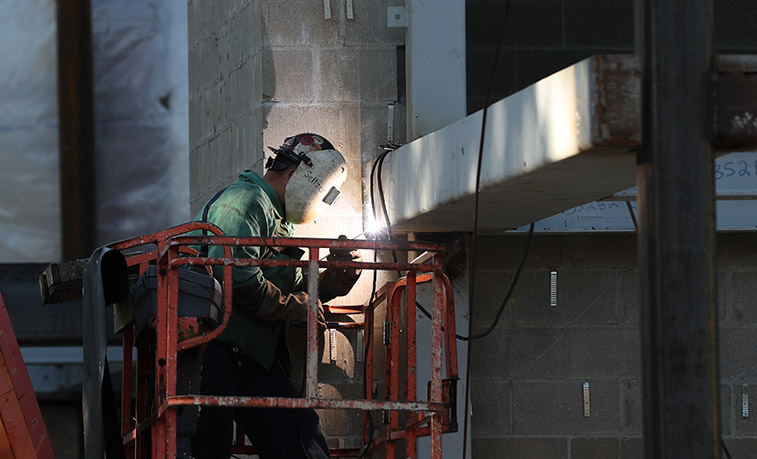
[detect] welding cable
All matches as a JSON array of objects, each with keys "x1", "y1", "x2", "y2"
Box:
[
  {"x1": 356, "y1": 238, "x2": 380, "y2": 459},
  {"x1": 626, "y1": 201, "x2": 639, "y2": 231},
  {"x1": 370, "y1": 145, "x2": 400, "y2": 263},
  {"x1": 413, "y1": 221, "x2": 534, "y2": 341},
  {"x1": 721, "y1": 437, "x2": 733, "y2": 459},
  {"x1": 461, "y1": 0, "x2": 513, "y2": 457}
]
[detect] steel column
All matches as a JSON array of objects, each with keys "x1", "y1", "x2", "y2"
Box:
[
  {"x1": 55, "y1": 0, "x2": 97, "y2": 260},
  {"x1": 636, "y1": 0, "x2": 720, "y2": 457}
]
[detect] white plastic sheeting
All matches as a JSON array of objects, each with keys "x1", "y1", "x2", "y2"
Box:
[
  {"x1": 0, "y1": 0, "x2": 189, "y2": 263},
  {"x1": 0, "y1": 0, "x2": 61, "y2": 262}
]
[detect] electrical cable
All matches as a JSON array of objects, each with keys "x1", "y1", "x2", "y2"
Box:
[
  {"x1": 461, "y1": 1, "x2": 513, "y2": 456},
  {"x1": 626, "y1": 201, "x2": 639, "y2": 231},
  {"x1": 721, "y1": 437, "x2": 733, "y2": 459},
  {"x1": 413, "y1": 222, "x2": 534, "y2": 341},
  {"x1": 373, "y1": 144, "x2": 534, "y2": 341}
]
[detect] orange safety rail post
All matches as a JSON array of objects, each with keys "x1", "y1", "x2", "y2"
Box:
[
  {"x1": 0, "y1": 292, "x2": 55, "y2": 459},
  {"x1": 405, "y1": 271, "x2": 418, "y2": 458}
]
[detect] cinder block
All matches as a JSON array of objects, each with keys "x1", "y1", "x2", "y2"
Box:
[
  {"x1": 618, "y1": 270, "x2": 639, "y2": 324},
  {"x1": 511, "y1": 270, "x2": 620, "y2": 326},
  {"x1": 565, "y1": 328, "x2": 639, "y2": 379},
  {"x1": 232, "y1": 111, "x2": 261, "y2": 170},
  {"x1": 720, "y1": 328, "x2": 757, "y2": 379},
  {"x1": 562, "y1": 234, "x2": 638, "y2": 269},
  {"x1": 721, "y1": 438, "x2": 757, "y2": 458},
  {"x1": 501, "y1": 328, "x2": 568, "y2": 379},
  {"x1": 319, "y1": 49, "x2": 397, "y2": 102},
  {"x1": 263, "y1": 104, "x2": 349, "y2": 151},
  {"x1": 717, "y1": 233, "x2": 757, "y2": 270},
  {"x1": 322, "y1": 328, "x2": 358, "y2": 380},
  {"x1": 726, "y1": 272, "x2": 757, "y2": 325},
  {"x1": 620, "y1": 379, "x2": 641, "y2": 435},
  {"x1": 714, "y1": 1, "x2": 757, "y2": 51},
  {"x1": 467, "y1": 0, "x2": 563, "y2": 48},
  {"x1": 473, "y1": 235, "x2": 564, "y2": 271},
  {"x1": 343, "y1": 0, "x2": 405, "y2": 46},
  {"x1": 570, "y1": 438, "x2": 619, "y2": 458},
  {"x1": 316, "y1": 383, "x2": 365, "y2": 437},
  {"x1": 472, "y1": 437, "x2": 567, "y2": 459},
  {"x1": 355, "y1": 103, "x2": 406, "y2": 157},
  {"x1": 511, "y1": 381, "x2": 619, "y2": 435},
  {"x1": 262, "y1": 0, "x2": 340, "y2": 47},
  {"x1": 470, "y1": 378, "x2": 511, "y2": 435},
  {"x1": 466, "y1": 47, "x2": 518, "y2": 113},
  {"x1": 262, "y1": 49, "x2": 314, "y2": 102},
  {"x1": 722, "y1": 384, "x2": 733, "y2": 436},
  {"x1": 468, "y1": 329, "x2": 509, "y2": 379},
  {"x1": 620, "y1": 437, "x2": 643, "y2": 459},
  {"x1": 564, "y1": 0, "x2": 634, "y2": 48},
  {"x1": 470, "y1": 270, "x2": 514, "y2": 328}
]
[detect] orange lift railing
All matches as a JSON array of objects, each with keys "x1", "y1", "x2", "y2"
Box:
[{"x1": 106, "y1": 221, "x2": 459, "y2": 458}]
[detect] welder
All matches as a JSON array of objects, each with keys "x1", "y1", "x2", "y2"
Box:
[{"x1": 190, "y1": 133, "x2": 362, "y2": 459}]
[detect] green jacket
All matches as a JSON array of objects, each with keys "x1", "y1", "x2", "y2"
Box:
[{"x1": 192, "y1": 170, "x2": 304, "y2": 372}]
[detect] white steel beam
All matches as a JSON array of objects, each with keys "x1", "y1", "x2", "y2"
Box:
[
  {"x1": 384, "y1": 55, "x2": 641, "y2": 233},
  {"x1": 380, "y1": 54, "x2": 757, "y2": 233}
]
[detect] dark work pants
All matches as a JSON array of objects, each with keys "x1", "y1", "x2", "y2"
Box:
[{"x1": 190, "y1": 341, "x2": 331, "y2": 459}]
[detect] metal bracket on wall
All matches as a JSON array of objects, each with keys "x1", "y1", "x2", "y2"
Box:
[
  {"x1": 387, "y1": 6, "x2": 408, "y2": 28},
  {"x1": 388, "y1": 103, "x2": 395, "y2": 141},
  {"x1": 329, "y1": 328, "x2": 337, "y2": 362},
  {"x1": 743, "y1": 384, "x2": 750, "y2": 418},
  {"x1": 323, "y1": 0, "x2": 331, "y2": 19},
  {"x1": 550, "y1": 270, "x2": 558, "y2": 307},
  {"x1": 346, "y1": 0, "x2": 354, "y2": 19},
  {"x1": 583, "y1": 382, "x2": 591, "y2": 417},
  {"x1": 356, "y1": 329, "x2": 364, "y2": 362}
]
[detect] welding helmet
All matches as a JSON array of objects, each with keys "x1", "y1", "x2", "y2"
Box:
[{"x1": 266, "y1": 133, "x2": 347, "y2": 224}]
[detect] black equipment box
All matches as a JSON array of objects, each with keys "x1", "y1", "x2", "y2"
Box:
[{"x1": 132, "y1": 265, "x2": 222, "y2": 331}]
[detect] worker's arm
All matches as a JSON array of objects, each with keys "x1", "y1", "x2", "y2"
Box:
[{"x1": 206, "y1": 185, "x2": 324, "y2": 329}]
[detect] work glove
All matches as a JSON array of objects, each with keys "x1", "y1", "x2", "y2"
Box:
[
  {"x1": 257, "y1": 279, "x2": 327, "y2": 332},
  {"x1": 318, "y1": 235, "x2": 362, "y2": 303}
]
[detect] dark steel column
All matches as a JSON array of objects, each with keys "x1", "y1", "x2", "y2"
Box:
[
  {"x1": 56, "y1": 0, "x2": 96, "y2": 260},
  {"x1": 636, "y1": 0, "x2": 720, "y2": 458}
]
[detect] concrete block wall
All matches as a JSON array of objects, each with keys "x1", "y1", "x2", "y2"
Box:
[
  {"x1": 260, "y1": 0, "x2": 406, "y2": 240},
  {"x1": 469, "y1": 233, "x2": 757, "y2": 458},
  {"x1": 188, "y1": 0, "x2": 263, "y2": 215},
  {"x1": 466, "y1": 0, "x2": 757, "y2": 113}
]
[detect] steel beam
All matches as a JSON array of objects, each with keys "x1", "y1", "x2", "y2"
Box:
[
  {"x1": 56, "y1": 0, "x2": 97, "y2": 260},
  {"x1": 636, "y1": 1, "x2": 721, "y2": 458},
  {"x1": 382, "y1": 54, "x2": 757, "y2": 233}
]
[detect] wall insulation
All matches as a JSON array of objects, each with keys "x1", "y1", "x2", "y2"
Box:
[{"x1": 0, "y1": 0, "x2": 190, "y2": 263}]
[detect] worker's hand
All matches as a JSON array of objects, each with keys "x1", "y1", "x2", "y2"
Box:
[
  {"x1": 319, "y1": 235, "x2": 362, "y2": 303},
  {"x1": 327, "y1": 235, "x2": 363, "y2": 265}
]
